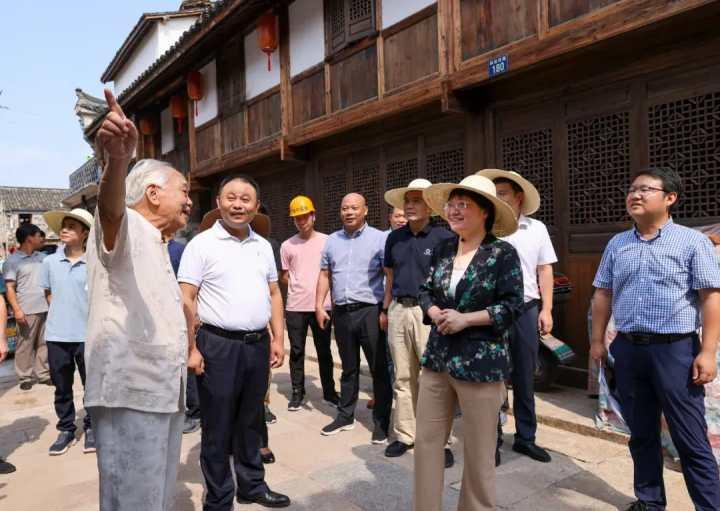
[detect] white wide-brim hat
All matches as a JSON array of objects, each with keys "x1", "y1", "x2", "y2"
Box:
[
  {"x1": 422, "y1": 175, "x2": 518, "y2": 237},
  {"x1": 475, "y1": 169, "x2": 541, "y2": 216},
  {"x1": 384, "y1": 178, "x2": 437, "y2": 215},
  {"x1": 43, "y1": 208, "x2": 94, "y2": 236}
]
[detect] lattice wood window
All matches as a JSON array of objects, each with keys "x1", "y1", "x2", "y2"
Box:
[
  {"x1": 386, "y1": 156, "x2": 418, "y2": 190},
  {"x1": 649, "y1": 91, "x2": 720, "y2": 219},
  {"x1": 567, "y1": 112, "x2": 630, "y2": 225},
  {"x1": 320, "y1": 166, "x2": 348, "y2": 234},
  {"x1": 217, "y1": 35, "x2": 245, "y2": 115},
  {"x1": 325, "y1": 0, "x2": 376, "y2": 55},
  {"x1": 501, "y1": 129, "x2": 554, "y2": 226},
  {"x1": 426, "y1": 147, "x2": 465, "y2": 184},
  {"x1": 351, "y1": 152, "x2": 382, "y2": 228},
  {"x1": 258, "y1": 170, "x2": 306, "y2": 243}
]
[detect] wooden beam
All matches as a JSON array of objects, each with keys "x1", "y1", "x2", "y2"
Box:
[
  {"x1": 451, "y1": 0, "x2": 462, "y2": 73},
  {"x1": 191, "y1": 136, "x2": 281, "y2": 178},
  {"x1": 437, "y1": 0, "x2": 451, "y2": 77},
  {"x1": 440, "y1": 79, "x2": 465, "y2": 114},
  {"x1": 280, "y1": 137, "x2": 308, "y2": 162},
  {"x1": 450, "y1": 0, "x2": 715, "y2": 91},
  {"x1": 279, "y1": 3, "x2": 292, "y2": 136},
  {"x1": 376, "y1": 0, "x2": 385, "y2": 99}
]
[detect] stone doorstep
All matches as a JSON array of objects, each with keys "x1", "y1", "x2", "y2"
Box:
[{"x1": 300, "y1": 336, "x2": 630, "y2": 447}]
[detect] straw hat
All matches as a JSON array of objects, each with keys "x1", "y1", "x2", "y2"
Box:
[
  {"x1": 384, "y1": 178, "x2": 434, "y2": 213},
  {"x1": 43, "y1": 208, "x2": 93, "y2": 236},
  {"x1": 474, "y1": 169, "x2": 541, "y2": 216},
  {"x1": 422, "y1": 175, "x2": 518, "y2": 237},
  {"x1": 198, "y1": 208, "x2": 272, "y2": 239}
]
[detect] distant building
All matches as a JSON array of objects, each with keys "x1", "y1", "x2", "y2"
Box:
[{"x1": 0, "y1": 186, "x2": 68, "y2": 259}]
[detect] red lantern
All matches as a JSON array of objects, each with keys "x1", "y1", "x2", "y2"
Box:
[
  {"x1": 186, "y1": 71, "x2": 204, "y2": 117},
  {"x1": 138, "y1": 116, "x2": 156, "y2": 136},
  {"x1": 257, "y1": 13, "x2": 278, "y2": 72},
  {"x1": 170, "y1": 95, "x2": 187, "y2": 134}
]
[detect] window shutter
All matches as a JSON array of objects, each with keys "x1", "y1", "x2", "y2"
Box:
[
  {"x1": 347, "y1": 0, "x2": 375, "y2": 42},
  {"x1": 326, "y1": 0, "x2": 347, "y2": 54},
  {"x1": 325, "y1": 0, "x2": 375, "y2": 55},
  {"x1": 217, "y1": 36, "x2": 245, "y2": 115}
]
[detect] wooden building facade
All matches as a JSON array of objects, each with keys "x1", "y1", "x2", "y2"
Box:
[{"x1": 91, "y1": 0, "x2": 720, "y2": 387}]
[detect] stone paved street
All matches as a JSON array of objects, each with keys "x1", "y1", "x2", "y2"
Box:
[{"x1": 0, "y1": 342, "x2": 693, "y2": 511}]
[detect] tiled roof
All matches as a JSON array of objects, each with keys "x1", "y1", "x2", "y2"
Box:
[{"x1": 0, "y1": 187, "x2": 69, "y2": 213}]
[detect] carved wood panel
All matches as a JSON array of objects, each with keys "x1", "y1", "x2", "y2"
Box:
[
  {"x1": 326, "y1": 0, "x2": 376, "y2": 55},
  {"x1": 258, "y1": 169, "x2": 306, "y2": 242},
  {"x1": 567, "y1": 112, "x2": 630, "y2": 224},
  {"x1": 319, "y1": 161, "x2": 349, "y2": 233},
  {"x1": 500, "y1": 128, "x2": 555, "y2": 226},
  {"x1": 649, "y1": 91, "x2": 720, "y2": 219},
  {"x1": 351, "y1": 152, "x2": 382, "y2": 228}
]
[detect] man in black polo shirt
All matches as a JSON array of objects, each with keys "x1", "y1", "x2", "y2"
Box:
[{"x1": 381, "y1": 179, "x2": 455, "y2": 465}]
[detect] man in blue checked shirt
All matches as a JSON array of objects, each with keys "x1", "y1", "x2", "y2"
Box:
[{"x1": 591, "y1": 167, "x2": 720, "y2": 511}]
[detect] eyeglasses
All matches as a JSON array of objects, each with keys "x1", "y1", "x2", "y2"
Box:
[
  {"x1": 443, "y1": 201, "x2": 472, "y2": 212},
  {"x1": 626, "y1": 186, "x2": 666, "y2": 197}
]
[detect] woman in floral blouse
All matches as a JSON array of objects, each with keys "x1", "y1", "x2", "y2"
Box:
[{"x1": 414, "y1": 175, "x2": 523, "y2": 511}]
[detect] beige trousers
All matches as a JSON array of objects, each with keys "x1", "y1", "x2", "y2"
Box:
[
  {"x1": 15, "y1": 312, "x2": 49, "y2": 383},
  {"x1": 388, "y1": 301, "x2": 430, "y2": 445},
  {"x1": 414, "y1": 369, "x2": 504, "y2": 511}
]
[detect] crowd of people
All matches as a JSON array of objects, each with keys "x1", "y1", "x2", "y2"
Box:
[{"x1": 1, "y1": 89, "x2": 719, "y2": 511}]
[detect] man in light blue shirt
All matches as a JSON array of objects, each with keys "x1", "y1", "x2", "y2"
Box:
[
  {"x1": 40, "y1": 208, "x2": 94, "y2": 456},
  {"x1": 316, "y1": 193, "x2": 392, "y2": 443}
]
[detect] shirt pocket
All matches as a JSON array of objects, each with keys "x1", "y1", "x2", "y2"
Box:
[{"x1": 121, "y1": 340, "x2": 170, "y2": 393}]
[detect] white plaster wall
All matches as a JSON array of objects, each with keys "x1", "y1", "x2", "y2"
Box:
[
  {"x1": 382, "y1": 0, "x2": 436, "y2": 29},
  {"x1": 158, "y1": 17, "x2": 197, "y2": 50},
  {"x1": 289, "y1": 0, "x2": 324, "y2": 77},
  {"x1": 114, "y1": 24, "x2": 161, "y2": 95},
  {"x1": 194, "y1": 60, "x2": 218, "y2": 127},
  {"x1": 160, "y1": 107, "x2": 174, "y2": 154},
  {"x1": 244, "y1": 28, "x2": 281, "y2": 99}
]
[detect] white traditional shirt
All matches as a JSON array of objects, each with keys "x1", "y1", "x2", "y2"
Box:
[
  {"x1": 85, "y1": 208, "x2": 187, "y2": 414},
  {"x1": 501, "y1": 215, "x2": 557, "y2": 302},
  {"x1": 178, "y1": 221, "x2": 278, "y2": 331}
]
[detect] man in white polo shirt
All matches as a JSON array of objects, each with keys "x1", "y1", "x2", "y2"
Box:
[
  {"x1": 477, "y1": 169, "x2": 557, "y2": 465},
  {"x1": 178, "y1": 175, "x2": 289, "y2": 510}
]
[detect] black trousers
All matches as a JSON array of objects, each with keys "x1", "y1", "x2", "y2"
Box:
[
  {"x1": 46, "y1": 341, "x2": 90, "y2": 433},
  {"x1": 286, "y1": 310, "x2": 337, "y2": 399},
  {"x1": 334, "y1": 304, "x2": 392, "y2": 433},
  {"x1": 509, "y1": 303, "x2": 539, "y2": 443},
  {"x1": 196, "y1": 327, "x2": 270, "y2": 511},
  {"x1": 185, "y1": 372, "x2": 201, "y2": 420}
]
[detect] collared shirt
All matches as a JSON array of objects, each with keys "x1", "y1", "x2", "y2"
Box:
[
  {"x1": 2, "y1": 250, "x2": 48, "y2": 314},
  {"x1": 384, "y1": 223, "x2": 455, "y2": 298},
  {"x1": 85, "y1": 208, "x2": 187, "y2": 414},
  {"x1": 281, "y1": 232, "x2": 331, "y2": 312},
  {"x1": 320, "y1": 223, "x2": 385, "y2": 306},
  {"x1": 39, "y1": 247, "x2": 88, "y2": 343},
  {"x1": 593, "y1": 219, "x2": 720, "y2": 334},
  {"x1": 501, "y1": 215, "x2": 557, "y2": 302},
  {"x1": 178, "y1": 221, "x2": 278, "y2": 331}
]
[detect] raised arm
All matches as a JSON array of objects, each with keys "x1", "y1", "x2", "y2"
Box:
[{"x1": 95, "y1": 89, "x2": 138, "y2": 251}]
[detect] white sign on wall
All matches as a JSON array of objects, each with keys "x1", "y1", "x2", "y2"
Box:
[
  {"x1": 244, "y1": 28, "x2": 281, "y2": 99},
  {"x1": 382, "y1": 0, "x2": 437, "y2": 29},
  {"x1": 160, "y1": 107, "x2": 174, "y2": 154},
  {"x1": 289, "y1": 0, "x2": 324, "y2": 77},
  {"x1": 194, "y1": 60, "x2": 218, "y2": 127}
]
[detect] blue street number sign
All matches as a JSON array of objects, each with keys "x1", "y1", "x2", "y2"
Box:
[{"x1": 489, "y1": 55, "x2": 509, "y2": 78}]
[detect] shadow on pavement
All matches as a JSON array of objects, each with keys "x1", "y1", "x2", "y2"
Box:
[{"x1": 0, "y1": 415, "x2": 50, "y2": 460}]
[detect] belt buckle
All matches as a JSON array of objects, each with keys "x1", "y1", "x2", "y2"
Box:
[
  {"x1": 633, "y1": 333, "x2": 651, "y2": 345},
  {"x1": 244, "y1": 332, "x2": 262, "y2": 343}
]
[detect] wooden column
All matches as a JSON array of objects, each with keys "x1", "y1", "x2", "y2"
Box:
[
  {"x1": 537, "y1": 0, "x2": 549, "y2": 39},
  {"x1": 188, "y1": 97, "x2": 198, "y2": 172},
  {"x1": 279, "y1": 3, "x2": 292, "y2": 137},
  {"x1": 376, "y1": 0, "x2": 385, "y2": 99}
]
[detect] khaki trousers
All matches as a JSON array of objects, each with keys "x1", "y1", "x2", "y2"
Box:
[
  {"x1": 15, "y1": 312, "x2": 49, "y2": 383},
  {"x1": 414, "y1": 369, "x2": 504, "y2": 511},
  {"x1": 388, "y1": 301, "x2": 430, "y2": 445}
]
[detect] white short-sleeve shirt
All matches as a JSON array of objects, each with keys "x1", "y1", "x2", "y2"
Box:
[
  {"x1": 501, "y1": 215, "x2": 558, "y2": 302},
  {"x1": 178, "y1": 221, "x2": 278, "y2": 331}
]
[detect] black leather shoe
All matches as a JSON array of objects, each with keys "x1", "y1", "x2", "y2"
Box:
[
  {"x1": 384, "y1": 441, "x2": 413, "y2": 457},
  {"x1": 237, "y1": 489, "x2": 291, "y2": 508},
  {"x1": 0, "y1": 458, "x2": 16, "y2": 474},
  {"x1": 444, "y1": 448, "x2": 454, "y2": 468},
  {"x1": 512, "y1": 441, "x2": 551, "y2": 463},
  {"x1": 625, "y1": 501, "x2": 649, "y2": 511},
  {"x1": 260, "y1": 449, "x2": 276, "y2": 464}
]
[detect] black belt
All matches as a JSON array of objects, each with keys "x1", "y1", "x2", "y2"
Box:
[
  {"x1": 521, "y1": 299, "x2": 540, "y2": 312},
  {"x1": 620, "y1": 331, "x2": 695, "y2": 345},
  {"x1": 201, "y1": 324, "x2": 267, "y2": 343},
  {"x1": 335, "y1": 302, "x2": 376, "y2": 313},
  {"x1": 395, "y1": 296, "x2": 419, "y2": 307}
]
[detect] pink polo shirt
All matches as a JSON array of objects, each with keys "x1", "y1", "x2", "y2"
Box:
[{"x1": 280, "y1": 232, "x2": 331, "y2": 312}]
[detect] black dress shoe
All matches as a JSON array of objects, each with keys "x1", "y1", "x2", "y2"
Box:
[
  {"x1": 237, "y1": 489, "x2": 290, "y2": 508},
  {"x1": 260, "y1": 450, "x2": 276, "y2": 464},
  {"x1": 512, "y1": 441, "x2": 551, "y2": 463},
  {"x1": 444, "y1": 448, "x2": 454, "y2": 468},
  {"x1": 385, "y1": 441, "x2": 413, "y2": 457}
]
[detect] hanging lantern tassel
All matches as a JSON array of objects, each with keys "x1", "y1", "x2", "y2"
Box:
[
  {"x1": 170, "y1": 95, "x2": 187, "y2": 134},
  {"x1": 257, "y1": 13, "x2": 278, "y2": 73},
  {"x1": 187, "y1": 71, "x2": 204, "y2": 117}
]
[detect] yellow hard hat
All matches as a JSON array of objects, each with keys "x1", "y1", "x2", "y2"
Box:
[{"x1": 289, "y1": 195, "x2": 315, "y2": 217}]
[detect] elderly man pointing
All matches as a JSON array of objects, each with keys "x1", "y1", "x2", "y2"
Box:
[{"x1": 86, "y1": 89, "x2": 198, "y2": 511}]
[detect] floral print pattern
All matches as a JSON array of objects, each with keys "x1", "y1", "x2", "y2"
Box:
[{"x1": 418, "y1": 235, "x2": 523, "y2": 382}]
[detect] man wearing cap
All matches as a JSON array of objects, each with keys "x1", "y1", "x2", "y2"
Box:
[
  {"x1": 281, "y1": 196, "x2": 338, "y2": 411},
  {"x1": 477, "y1": 169, "x2": 557, "y2": 464},
  {"x1": 179, "y1": 174, "x2": 289, "y2": 510},
  {"x1": 3, "y1": 222, "x2": 50, "y2": 390},
  {"x1": 381, "y1": 179, "x2": 455, "y2": 463},
  {"x1": 40, "y1": 208, "x2": 95, "y2": 456},
  {"x1": 316, "y1": 193, "x2": 392, "y2": 443}
]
